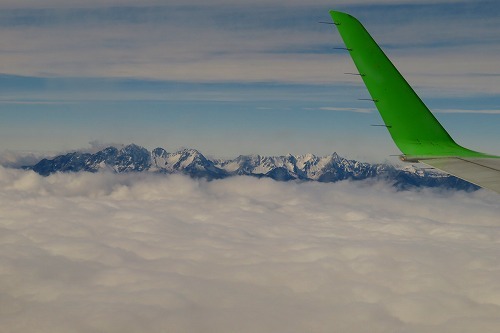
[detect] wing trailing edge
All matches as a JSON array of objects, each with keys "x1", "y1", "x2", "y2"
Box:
[{"x1": 421, "y1": 158, "x2": 500, "y2": 193}]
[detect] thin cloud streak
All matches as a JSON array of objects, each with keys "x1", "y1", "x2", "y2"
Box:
[
  {"x1": 0, "y1": 100, "x2": 75, "y2": 105},
  {"x1": 319, "y1": 106, "x2": 373, "y2": 113},
  {"x1": 1, "y1": 168, "x2": 499, "y2": 332},
  {"x1": 434, "y1": 108, "x2": 500, "y2": 114}
]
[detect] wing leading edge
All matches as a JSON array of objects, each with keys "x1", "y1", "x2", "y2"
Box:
[{"x1": 329, "y1": 10, "x2": 500, "y2": 194}]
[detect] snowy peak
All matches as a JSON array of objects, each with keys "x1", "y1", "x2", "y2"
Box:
[
  {"x1": 24, "y1": 144, "x2": 478, "y2": 191},
  {"x1": 114, "y1": 144, "x2": 151, "y2": 172},
  {"x1": 214, "y1": 152, "x2": 357, "y2": 181},
  {"x1": 150, "y1": 147, "x2": 222, "y2": 177}
]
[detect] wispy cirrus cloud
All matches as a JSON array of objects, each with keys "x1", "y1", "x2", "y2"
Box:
[
  {"x1": 0, "y1": 1, "x2": 497, "y2": 95},
  {"x1": 0, "y1": 0, "x2": 472, "y2": 9}
]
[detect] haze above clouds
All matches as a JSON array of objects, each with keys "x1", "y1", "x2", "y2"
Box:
[{"x1": 1, "y1": 168, "x2": 499, "y2": 332}]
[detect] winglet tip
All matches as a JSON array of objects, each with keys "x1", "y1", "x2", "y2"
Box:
[
  {"x1": 329, "y1": 10, "x2": 358, "y2": 24},
  {"x1": 329, "y1": 10, "x2": 341, "y2": 19}
]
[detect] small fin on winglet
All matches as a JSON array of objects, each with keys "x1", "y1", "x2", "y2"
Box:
[{"x1": 329, "y1": 10, "x2": 500, "y2": 194}]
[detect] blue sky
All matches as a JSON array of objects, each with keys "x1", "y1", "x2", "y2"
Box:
[{"x1": 0, "y1": 0, "x2": 498, "y2": 161}]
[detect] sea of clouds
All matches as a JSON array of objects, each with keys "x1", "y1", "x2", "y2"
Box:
[{"x1": 1, "y1": 166, "x2": 499, "y2": 332}]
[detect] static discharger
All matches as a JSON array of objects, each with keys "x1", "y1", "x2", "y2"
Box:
[
  {"x1": 318, "y1": 21, "x2": 340, "y2": 25},
  {"x1": 344, "y1": 72, "x2": 365, "y2": 77}
]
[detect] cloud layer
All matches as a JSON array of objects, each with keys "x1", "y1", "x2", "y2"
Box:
[
  {"x1": 0, "y1": 0, "x2": 470, "y2": 9},
  {"x1": 0, "y1": 1, "x2": 498, "y2": 95},
  {"x1": 1, "y1": 168, "x2": 499, "y2": 332}
]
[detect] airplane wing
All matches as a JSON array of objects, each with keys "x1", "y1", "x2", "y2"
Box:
[{"x1": 329, "y1": 10, "x2": 500, "y2": 194}]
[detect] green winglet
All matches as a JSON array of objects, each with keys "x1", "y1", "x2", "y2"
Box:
[{"x1": 329, "y1": 10, "x2": 494, "y2": 160}]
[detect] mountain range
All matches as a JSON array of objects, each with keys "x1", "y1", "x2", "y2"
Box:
[{"x1": 24, "y1": 144, "x2": 477, "y2": 191}]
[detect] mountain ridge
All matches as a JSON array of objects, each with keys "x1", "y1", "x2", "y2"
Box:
[{"x1": 23, "y1": 144, "x2": 478, "y2": 191}]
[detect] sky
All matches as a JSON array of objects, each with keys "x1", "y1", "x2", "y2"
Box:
[
  {"x1": 0, "y1": 0, "x2": 498, "y2": 161},
  {"x1": 1, "y1": 168, "x2": 500, "y2": 332},
  {"x1": 1, "y1": 2, "x2": 500, "y2": 331}
]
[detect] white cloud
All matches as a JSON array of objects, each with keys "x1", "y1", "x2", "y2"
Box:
[
  {"x1": 0, "y1": 150, "x2": 45, "y2": 168},
  {"x1": 1, "y1": 167, "x2": 499, "y2": 332}
]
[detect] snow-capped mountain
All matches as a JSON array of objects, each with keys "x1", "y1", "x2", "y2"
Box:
[
  {"x1": 24, "y1": 144, "x2": 477, "y2": 190},
  {"x1": 213, "y1": 152, "x2": 390, "y2": 182},
  {"x1": 150, "y1": 147, "x2": 225, "y2": 179},
  {"x1": 29, "y1": 144, "x2": 151, "y2": 175}
]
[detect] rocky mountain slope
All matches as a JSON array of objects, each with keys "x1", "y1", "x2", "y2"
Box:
[{"x1": 24, "y1": 144, "x2": 477, "y2": 191}]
